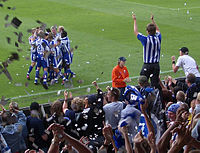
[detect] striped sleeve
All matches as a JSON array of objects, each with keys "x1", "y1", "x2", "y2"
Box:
[{"x1": 137, "y1": 33, "x2": 147, "y2": 46}]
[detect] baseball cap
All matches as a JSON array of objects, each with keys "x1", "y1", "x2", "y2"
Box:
[
  {"x1": 167, "y1": 103, "x2": 180, "y2": 113},
  {"x1": 179, "y1": 47, "x2": 189, "y2": 54},
  {"x1": 118, "y1": 57, "x2": 126, "y2": 62}
]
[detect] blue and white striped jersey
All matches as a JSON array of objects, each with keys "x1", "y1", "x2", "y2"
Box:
[
  {"x1": 57, "y1": 32, "x2": 61, "y2": 39},
  {"x1": 137, "y1": 32, "x2": 161, "y2": 64},
  {"x1": 49, "y1": 40, "x2": 62, "y2": 59},
  {"x1": 36, "y1": 38, "x2": 49, "y2": 55},
  {"x1": 28, "y1": 35, "x2": 37, "y2": 54},
  {"x1": 49, "y1": 40, "x2": 56, "y2": 52},
  {"x1": 60, "y1": 36, "x2": 73, "y2": 64},
  {"x1": 53, "y1": 33, "x2": 61, "y2": 44},
  {"x1": 28, "y1": 35, "x2": 33, "y2": 45},
  {"x1": 61, "y1": 36, "x2": 70, "y2": 52}
]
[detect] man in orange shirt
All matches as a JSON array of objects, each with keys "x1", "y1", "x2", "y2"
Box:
[{"x1": 112, "y1": 57, "x2": 131, "y2": 101}]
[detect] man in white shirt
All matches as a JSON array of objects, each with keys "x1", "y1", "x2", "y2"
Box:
[
  {"x1": 103, "y1": 87, "x2": 124, "y2": 130},
  {"x1": 171, "y1": 47, "x2": 200, "y2": 83}
]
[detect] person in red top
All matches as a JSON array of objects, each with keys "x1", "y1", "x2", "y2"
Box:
[{"x1": 112, "y1": 57, "x2": 131, "y2": 101}]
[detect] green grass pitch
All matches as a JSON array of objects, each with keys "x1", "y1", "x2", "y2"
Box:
[{"x1": 0, "y1": 0, "x2": 199, "y2": 107}]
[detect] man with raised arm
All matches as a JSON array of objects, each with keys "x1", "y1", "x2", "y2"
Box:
[{"x1": 132, "y1": 13, "x2": 161, "y2": 89}]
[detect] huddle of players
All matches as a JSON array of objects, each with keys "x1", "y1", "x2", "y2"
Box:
[{"x1": 26, "y1": 26, "x2": 75, "y2": 89}]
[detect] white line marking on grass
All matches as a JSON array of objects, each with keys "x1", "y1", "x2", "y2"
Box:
[
  {"x1": 10, "y1": 69, "x2": 180, "y2": 100},
  {"x1": 131, "y1": 1, "x2": 172, "y2": 10},
  {"x1": 131, "y1": 1, "x2": 200, "y2": 11},
  {"x1": 170, "y1": 7, "x2": 200, "y2": 11}
]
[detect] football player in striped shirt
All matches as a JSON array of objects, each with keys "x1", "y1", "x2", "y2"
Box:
[
  {"x1": 34, "y1": 31, "x2": 50, "y2": 89},
  {"x1": 132, "y1": 14, "x2": 161, "y2": 89},
  {"x1": 26, "y1": 28, "x2": 38, "y2": 80},
  {"x1": 60, "y1": 30, "x2": 75, "y2": 80},
  {"x1": 48, "y1": 33, "x2": 66, "y2": 85}
]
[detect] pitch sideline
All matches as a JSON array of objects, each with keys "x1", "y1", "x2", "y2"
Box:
[
  {"x1": 9, "y1": 69, "x2": 182, "y2": 100},
  {"x1": 130, "y1": 1, "x2": 200, "y2": 11}
]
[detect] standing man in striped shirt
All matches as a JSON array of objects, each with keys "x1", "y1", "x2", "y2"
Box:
[{"x1": 132, "y1": 14, "x2": 161, "y2": 89}]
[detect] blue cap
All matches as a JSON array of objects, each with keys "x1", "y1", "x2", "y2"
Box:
[
  {"x1": 118, "y1": 57, "x2": 126, "y2": 62},
  {"x1": 167, "y1": 103, "x2": 180, "y2": 113}
]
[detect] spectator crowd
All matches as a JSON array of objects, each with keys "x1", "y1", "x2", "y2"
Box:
[{"x1": 0, "y1": 75, "x2": 200, "y2": 153}]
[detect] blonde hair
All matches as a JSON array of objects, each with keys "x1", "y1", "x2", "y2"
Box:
[
  {"x1": 58, "y1": 26, "x2": 64, "y2": 32},
  {"x1": 9, "y1": 102, "x2": 19, "y2": 110},
  {"x1": 71, "y1": 97, "x2": 84, "y2": 112}
]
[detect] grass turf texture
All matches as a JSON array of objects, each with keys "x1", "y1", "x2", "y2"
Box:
[{"x1": 0, "y1": 0, "x2": 199, "y2": 107}]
